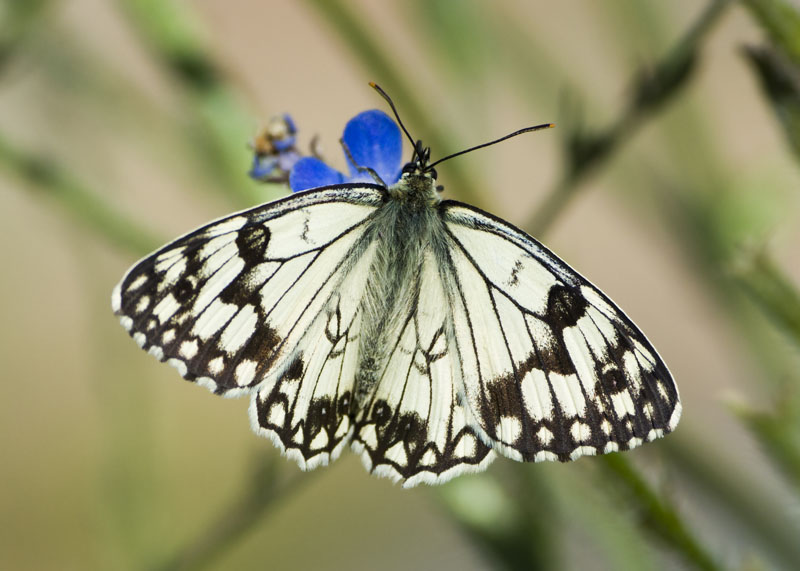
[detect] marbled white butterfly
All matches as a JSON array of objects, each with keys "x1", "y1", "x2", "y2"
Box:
[{"x1": 112, "y1": 85, "x2": 681, "y2": 487}]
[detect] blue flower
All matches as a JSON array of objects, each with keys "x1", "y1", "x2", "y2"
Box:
[
  {"x1": 289, "y1": 109, "x2": 403, "y2": 192},
  {"x1": 249, "y1": 114, "x2": 302, "y2": 183}
]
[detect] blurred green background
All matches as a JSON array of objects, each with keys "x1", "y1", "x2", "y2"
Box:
[{"x1": 2, "y1": 0, "x2": 800, "y2": 569}]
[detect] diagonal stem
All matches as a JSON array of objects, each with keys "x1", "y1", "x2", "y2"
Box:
[{"x1": 527, "y1": 0, "x2": 731, "y2": 237}]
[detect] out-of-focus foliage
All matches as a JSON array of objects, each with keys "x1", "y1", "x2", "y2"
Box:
[
  {"x1": 2, "y1": 1, "x2": 800, "y2": 570},
  {"x1": 742, "y1": 0, "x2": 800, "y2": 65},
  {"x1": 744, "y1": 46, "x2": 800, "y2": 162}
]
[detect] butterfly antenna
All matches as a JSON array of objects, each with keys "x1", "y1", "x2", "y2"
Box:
[
  {"x1": 369, "y1": 82, "x2": 418, "y2": 154},
  {"x1": 426, "y1": 123, "x2": 555, "y2": 171}
]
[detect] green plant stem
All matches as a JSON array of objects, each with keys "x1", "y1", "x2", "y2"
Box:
[
  {"x1": 0, "y1": 133, "x2": 160, "y2": 255},
  {"x1": 743, "y1": 45, "x2": 800, "y2": 160},
  {"x1": 600, "y1": 455, "x2": 719, "y2": 571},
  {"x1": 741, "y1": 0, "x2": 800, "y2": 66},
  {"x1": 527, "y1": 0, "x2": 730, "y2": 236}
]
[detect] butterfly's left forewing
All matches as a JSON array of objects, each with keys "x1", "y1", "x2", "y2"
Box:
[{"x1": 440, "y1": 201, "x2": 681, "y2": 463}]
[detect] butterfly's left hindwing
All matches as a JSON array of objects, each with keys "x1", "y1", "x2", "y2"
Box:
[
  {"x1": 440, "y1": 201, "x2": 681, "y2": 463},
  {"x1": 112, "y1": 185, "x2": 385, "y2": 398}
]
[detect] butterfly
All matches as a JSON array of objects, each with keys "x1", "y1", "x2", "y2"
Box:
[{"x1": 112, "y1": 85, "x2": 681, "y2": 487}]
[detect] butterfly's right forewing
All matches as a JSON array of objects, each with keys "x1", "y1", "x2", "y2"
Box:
[{"x1": 112, "y1": 185, "x2": 385, "y2": 400}]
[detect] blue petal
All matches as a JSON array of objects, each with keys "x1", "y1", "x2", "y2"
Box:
[
  {"x1": 289, "y1": 157, "x2": 345, "y2": 191},
  {"x1": 272, "y1": 114, "x2": 298, "y2": 152},
  {"x1": 271, "y1": 137, "x2": 296, "y2": 152},
  {"x1": 249, "y1": 155, "x2": 279, "y2": 180},
  {"x1": 342, "y1": 109, "x2": 403, "y2": 185},
  {"x1": 249, "y1": 150, "x2": 303, "y2": 183},
  {"x1": 282, "y1": 113, "x2": 298, "y2": 135}
]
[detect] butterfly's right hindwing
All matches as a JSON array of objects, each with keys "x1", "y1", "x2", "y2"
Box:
[{"x1": 112, "y1": 185, "x2": 385, "y2": 398}]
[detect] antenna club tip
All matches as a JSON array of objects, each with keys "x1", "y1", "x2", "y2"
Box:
[
  {"x1": 368, "y1": 81, "x2": 377, "y2": 88},
  {"x1": 547, "y1": 123, "x2": 556, "y2": 129}
]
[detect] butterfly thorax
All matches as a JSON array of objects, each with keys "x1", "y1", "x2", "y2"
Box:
[{"x1": 387, "y1": 171, "x2": 440, "y2": 207}]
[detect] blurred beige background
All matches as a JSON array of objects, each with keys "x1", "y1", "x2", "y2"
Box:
[{"x1": 1, "y1": 1, "x2": 799, "y2": 569}]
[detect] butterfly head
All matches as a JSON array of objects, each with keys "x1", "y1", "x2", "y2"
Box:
[
  {"x1": 389, "y1": 140, "x2": 442, "y2": 203},
  {"x1": 401, "y1": 139, "x2": 438, "y2": 179}
]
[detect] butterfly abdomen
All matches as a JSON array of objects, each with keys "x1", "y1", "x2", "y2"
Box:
[{"x1": 351, "y1": 196, "x2": 442, "y2": 411}]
